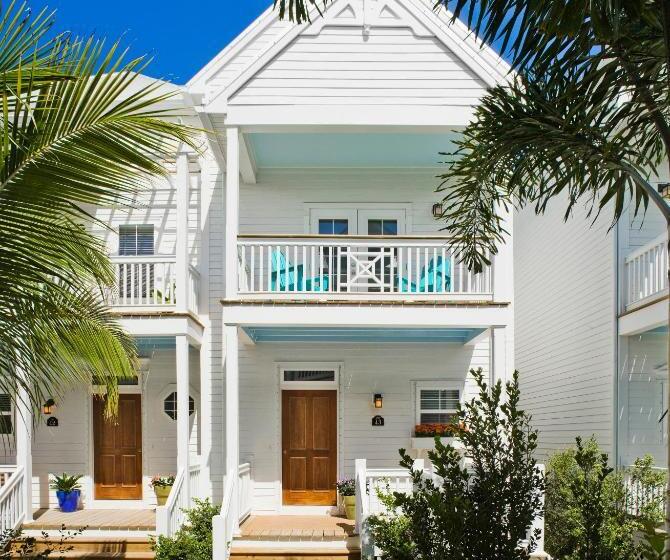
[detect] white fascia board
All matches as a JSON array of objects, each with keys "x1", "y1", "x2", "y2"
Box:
[
  {"x1": 221, "y1": 303, "x2": 512, "y2": 328},
  {"x1": 219, "y1": 104, "x2": 477, "y2": 128},
  {"x1": 618, "y1": 299, "x2": 668, "y2": 336},
  {"x1": 117, "y1": 316, "x2": 204, "y2": 346}
]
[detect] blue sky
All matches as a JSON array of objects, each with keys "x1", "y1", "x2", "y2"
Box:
[{"x1": 33, "y1": 0, "x2": 272, "y2": 84}]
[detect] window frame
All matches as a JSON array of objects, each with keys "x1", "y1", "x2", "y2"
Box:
[
  {"x1": 414, "y1": 381, "x2": 463, "y2": 426},
  {"x1": 278, "y1": 362, "x2": 341, "y2": 390},
  {"x1": 118, "y1": 224, "x2": 155, "y2": 256},
  {"x1": 0, "y1": 394, "x2": 13, "y2": 435}
]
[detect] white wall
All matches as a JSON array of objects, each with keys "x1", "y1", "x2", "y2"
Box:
[
  {"x1": 618, "y1": 331, "x2": 667, "y2": 467},
  {"x1": 238, "y1": 339, "x2": 490, "y2": 513},
  {"x1": 515, "y1": 196, "x2": 617, "y2": 460}
]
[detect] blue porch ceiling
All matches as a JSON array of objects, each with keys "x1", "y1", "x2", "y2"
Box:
[
  {"x1": 242, "y1": 326, "x2": 485, "y2": 344},
  {"x1": 246, "y1": 133, "x2": 460, "y2": 168}
]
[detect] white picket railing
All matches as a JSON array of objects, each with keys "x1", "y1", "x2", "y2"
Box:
[
  {"x1": 237, "y1": 236, "x2": 492, "y2": 299},
  {"x1": 0, "y1": 465, "x2": 16, "y2": 488},
  {"x1": 238, "y1": 463, "x2": 252, "y2": 522},
  {"x1": 624, "y1": 233, "x2": 668, "y2": 308},
  {"x1": 355, "y1": 459, "x2": 547, "y2": 559},
  {"x1": 108, "y1": 255, "x2": 200, "y2": 313},
  {"x1": 156, "y1": 468, "x2": 187, "y2": 538},
  {"x1": 623, "y1": 467, "x2": 667, "y2": 517},
  {"x1": 0, "y1": 465, "x2": 25, "y2": 533},
  {"x1": 189, "y1": 462, "x2": 202, "y2": 508}
]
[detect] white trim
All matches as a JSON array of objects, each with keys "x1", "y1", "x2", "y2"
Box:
[
  {"x1": 278, "y1": 362, "x2": 341, "y2": 390},
  {"x1": 413, "y1": 380, "x2": 464, "y2": 425}
]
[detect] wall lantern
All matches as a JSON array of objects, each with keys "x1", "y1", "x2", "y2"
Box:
[
  {"x1": 431, "y1": 202, "x2": 444, "y2": 218},
  {"x1": 42, "y1": 398, "x2": 55, "y2": 415},
  {"x1": 373, "y1": 393, "x2": 383, "y2": 409}
]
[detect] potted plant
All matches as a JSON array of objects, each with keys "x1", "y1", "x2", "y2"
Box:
[
  {"x1": 150, "y1": 475, "x2": 175, "y2": 506},
  {"x1": 50, "y1": 473, "x2": 82, "y2": 513},
  {"x1": 410, "y1": 422, "x2": 466, "y2": 450},
  {"x1": 336, "y1": 479, "x2": 356, "y2": 520}
]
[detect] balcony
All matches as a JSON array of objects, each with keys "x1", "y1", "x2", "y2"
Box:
[
  {"x1": 107, "y1": 255, "x2": 200, "y2": 314},
  {"x1": 624, "y1": 233, "x2": 668, "y2": 310},
  {"x1": 236, "y1": 235, "x2": 492, "y2": 301}
]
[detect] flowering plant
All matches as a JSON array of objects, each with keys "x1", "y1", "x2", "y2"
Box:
[
  {"x1": 150, "y1": 474, "x2": 175, "y2": 488},
  {"x1": 414, "y1": 423, "x2": 464, "y2": 437},
  {"x1": 336, "y1": 478, "x2": 355, "y2": 496}
]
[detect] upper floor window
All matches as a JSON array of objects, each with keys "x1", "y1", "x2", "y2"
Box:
[
  {"x1": 318, "y1": 219, "x2": 349, "y2": 235},
  {"x1": 0, "y1": 394, "x2": 13, "y2": 434},
  {"x1": 119, "y1": 225, "x2": 154, "y2": 256}
]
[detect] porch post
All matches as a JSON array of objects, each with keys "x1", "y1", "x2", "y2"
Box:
[
  {"x1": 176, "y1": 149, "x2": 190, "y2": 313},
  {"x1": 225, "y1": 127, "x2": 240, "y2": 300},
  {"x1": 490, "y1": 326, "x2": 508, "y2": 392},
  {"x1": 15, "y1": 375, "x2": 32, "y2": 522},
  {"x1": 224, "y1": 324, "x2": 239, "y2": 530},
  {"x1": 176, "y1": 334, "x2": 191, "y2": 505}
]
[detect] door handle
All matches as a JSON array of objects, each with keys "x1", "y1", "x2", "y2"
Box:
[{"x1": 283, "y1": 450, "x2": 287, "y2": 455}]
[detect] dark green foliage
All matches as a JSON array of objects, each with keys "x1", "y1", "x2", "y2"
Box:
[
  {"x1": 153, "y1": 499, "x2": 220, "y2": 560},
  {"x1": 368, "y1": 368, "x2": 544, "y2": 560},
  {"x1": 49, "y1": 473, "x2": 82, "y2": 492},
  {"x1": 545, "y1": 438, "x2": 666, "y2": 560}
]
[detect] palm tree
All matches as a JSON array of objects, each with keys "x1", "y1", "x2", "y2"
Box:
[{"x1": 0, "y1": 1, "x2": 196, "y2": 416}]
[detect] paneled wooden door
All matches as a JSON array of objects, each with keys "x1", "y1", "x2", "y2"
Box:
[
  {"x1": 282, "y1": 390, "x2": 337, "y2": 505},
  {"x1": 93, "y1": 394, "x2": 143, "y2": 500}
]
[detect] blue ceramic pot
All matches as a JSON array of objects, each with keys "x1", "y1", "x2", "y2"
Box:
[{"x1": 56, "y1": 489, "x2": 80, "y2": 512}]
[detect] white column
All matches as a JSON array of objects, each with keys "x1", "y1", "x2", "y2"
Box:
[
  {"x1": 15, "y1": 379, "x2": 32, "y2": 522},
  {"x1": 225, "y1": 128, "x2": 240, "y2": 300},
  {"x1": 176, "y1": 149, "x2": 190, "y2": 313},
  {"x1": 224, "y1": 325, "x2": 239, "y2": 530},
  {"x1": 490, "y1": 326, "x2": 508, "y2": 391},
  {"x1": 176, "y1": 335, "x2": 191, "y2": 505}
]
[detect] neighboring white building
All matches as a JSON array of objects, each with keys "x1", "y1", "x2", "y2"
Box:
[
  {"x1": 515, "y1": 170, "x2": 669, "y2": 471},
  {"x1": 0, "y1": 1, "x2": 558, "y2": 557}
]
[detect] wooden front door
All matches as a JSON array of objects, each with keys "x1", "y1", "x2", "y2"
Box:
[
  {"x1": 93, "y1": 394, "x2": 143, "y2": 500},
  {"x1": 282, "y1": 390, "x2": 337, "y2": 505}
]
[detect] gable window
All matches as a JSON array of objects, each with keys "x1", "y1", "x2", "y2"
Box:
[
  {"x1": 163, "y1": 392, "x2": 195, "y2": 421},
  {"x1": 0, "y1": 395, "x2": 12, "y2": 434},
  {"x1": 119, "y1": 225, "x2": 154, "y2": 256},
  {"x1": 416, "y1": 384, "x2": 461, "y2": 425}
]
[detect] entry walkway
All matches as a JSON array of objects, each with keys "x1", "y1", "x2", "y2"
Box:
[{"x1": 25, "y1": 508, "x2": 156, "y2": 531}]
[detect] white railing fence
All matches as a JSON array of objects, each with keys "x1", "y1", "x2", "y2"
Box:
[
  {"x1": 237, "y1": 236, "x2": 491, "y2": 298},
  {"x1": 189, "y1": 461, "x2": 202, "y2": 508},
  {"x1": 623, "y1": 467, "x2": 668, "y2": 518},
  {"x1": 238, "y1": 463, "x2": 252, "y2": 523},
  {"x1": 213, "y1": 462, "x2": 253, "y2": 560},
  {"x1": 188, "y1": 265, "x2": 200, "y2": 315},
  {"x1": 0, "y1": 465, "x2": 25, "y2": 533},
  {"x1": 156, "y1": 468, "x2": 187, "y2": 538},
  {"x1": 0, "y1": 465, "x2": 16, "y2": 488},
  {"x1": 355, "y1": 459, "x2": 547, "y2": 560},
  {"x1": 624, "y1": 233, "x2": 668, "y2": 308}
]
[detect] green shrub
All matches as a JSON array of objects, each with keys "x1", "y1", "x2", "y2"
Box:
[
  {"x1": 153, "y1": 498, "x2": 220, "y2": 560},
  {"x1": 367, "y1": 368, "x2": 544, "y2": 560},
  {"x1": 545, "y1": 438, "x2": 666, "y2": 560}
]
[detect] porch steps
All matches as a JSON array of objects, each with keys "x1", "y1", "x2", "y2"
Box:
[
  {"x1": 230, "y1": 546, "x2": 361, "y2": 560},
  {"x1": 11, "y1": 536, "x2": 155, "y2": 559}
]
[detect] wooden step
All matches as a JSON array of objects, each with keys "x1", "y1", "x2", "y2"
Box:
[
  {"x1": 11, "y1": 536, "x2": 155, "y2": 559},
  {"x1": 230, "y1": 544, "x2": 361, "y2": 560}
]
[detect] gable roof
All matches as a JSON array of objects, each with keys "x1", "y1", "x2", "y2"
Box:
[{"x1": 188, "y1": 0, "x2": 510, "y2": 109}]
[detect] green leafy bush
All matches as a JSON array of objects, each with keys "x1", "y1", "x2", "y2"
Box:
[
  {"x1": 545, "y1": 438, "x2": 666, "y2": 560},
  {"x1": 153, "y1": 499, "x2": 220, "y2": 560},
  {"x1": 368, "y1": 368, "x2": 544, "y2": 560}
]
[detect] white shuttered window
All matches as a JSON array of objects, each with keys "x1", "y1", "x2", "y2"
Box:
[{"x1": 416, "y1": 383, "x2": 461, "y2": 424}]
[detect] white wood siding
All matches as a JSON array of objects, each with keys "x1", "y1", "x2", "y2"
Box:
[
  {"x1": 515, "y1": 196, "x2": 617, "y2": 459},
  {"x1": 238, "y1": 340, "x2": 490, "y2": 513},
  {"x1": 230, "y1": 27, "x2": 487, "y2": 107}
]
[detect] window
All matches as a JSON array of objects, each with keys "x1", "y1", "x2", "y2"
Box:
[
  {"x1": 279, "y1": 364, "x2": 339, "y2": 389},
  {"x1": 283, "y1": 370, "x2": 335, "y2": 382},
  {"x1": 367, "y1": 219, "x2": 398, "y2": 236},
  {"x1": 163, "y1": 392, "x2": 195, "y2": 421},
  {"x1": 0, "y1": 395, "x2": 12, "y2": 434},
  {"x1": 119, "y1": 225, "x2": 154, "y2": 256},
  {"x1": 416, "y1": 385, "x2": 461, "y2": 425},
  {"x1": 318, "y1": 219, "x2": 349, "y2": 235}
]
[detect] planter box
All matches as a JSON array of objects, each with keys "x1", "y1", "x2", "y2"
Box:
[{"x1": 410, "y1": 437, "x2": 460, "y2": 450}]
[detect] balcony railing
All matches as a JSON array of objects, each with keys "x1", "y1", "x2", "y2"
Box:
[
  {"x1": 624, "y1": 233, "x2": 668, "y2": 309},
  {"x1": 108, "y1": 255, "x2": 200, "y2": 314},
  {"x1": 237, "y1": 235, "x2": 492, "y2": 300}
]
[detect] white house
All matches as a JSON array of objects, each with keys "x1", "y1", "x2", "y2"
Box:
[
  {"x1": 0, "y1": 1, "x2": 546, "y2": 558},
  {"x1": 516, "y1": 171, "x2": 669, "y2": 472}
]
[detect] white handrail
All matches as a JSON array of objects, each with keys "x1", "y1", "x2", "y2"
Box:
[
  {"x1": 213, "y1": 473, "x2": 236, "y2": 560},
  {"x1": 0, "y1": 465, "x2": 25, "y2": 533},
  {"x1": 624, "y1": 233, "x2": 668, "y2": 308},
  {"x1": 237, "y1": 236, "x2": 491, "y2": 298},
  {"x1": 156, "y1": 468, "x2": 186, "y2": 537},
  {"x1": 238, "y1": 463, "x2": 252, "y2": 523},
  {"x1": 189, "y1": 461, "x2": 202, "y2": 507}
]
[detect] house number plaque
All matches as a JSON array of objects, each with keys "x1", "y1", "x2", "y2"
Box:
[
  {"x1": 371, "y1": 415, "x2": 384, "y2": 426},
  {"x1": 46, "y1": 416, "x2": 58, "y2": 427}
]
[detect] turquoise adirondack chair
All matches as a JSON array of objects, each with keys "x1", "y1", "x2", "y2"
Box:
[
  {"x1": 270, "y1": 250, "x2": 329, "y2": 292},
  {"x1": 396, "y1": 256, "x2": 451, "y2": 293}
]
